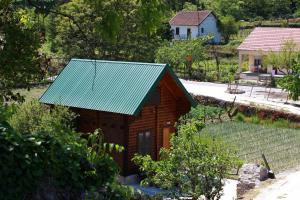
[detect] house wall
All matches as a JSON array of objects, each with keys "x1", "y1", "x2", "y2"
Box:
[
  {"x1": 199, "y1": 14, "x2": 221, "y2": 43},
  {"x1": 71, "y1": 73, "x2": 191, "y2": 175},
  {"x1": 127, "y1": 72, "x2": 191, "y2": 174},
  {"x1": 238, "y1": 50, "x2": 288, "y2": 74},
  {"x1": 72, "y1": 108, "x2": 127, "y2": 174},
  {"x1": 170, "y1": 25, "x2": 199, "y2": 39},
  {"x1": 170, "y1": 13, "x2": 221, "y2": 43},
  {"x1": 127, "y1": 105, "x2": 157, "y2": 173}
]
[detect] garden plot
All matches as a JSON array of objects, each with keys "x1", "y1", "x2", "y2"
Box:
[{"x1": 203, "y1": 121, "x2": 300, "y2": 173}]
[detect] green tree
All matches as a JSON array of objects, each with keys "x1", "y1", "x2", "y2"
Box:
[
  {"x1": 264, "y1": 40, "x2": 300, "y2": 101},
  {"x1": 241, "y1": 0, "x2": 271, "y2": 19},
  {"x1": 264, "y1": 40, "x2": 299, "y2": 75},
  {"x1": 156, "y1": 37, "x2": 209, "y2": 78},
  {"x1": 269, "y1": 0, "x2": 292, "y2": 18},
  {"x1": 43, "y1": 0, "x2": 167, "y2": 62},
  {"x1": 133, "y1": 111, "x2": 240, "y2": 200},
  {"x1": 183, "y1": 2, "x2": 198, "y2": 11},
  {"x1": 219, "y1": 16, "x2": 239, "y2": 44},
  {"x1": 278, "y1": 63, "x2": 300, "y2": 101},
  {"x1": 0, "y1": 5, "x2": 42, "y2": 103},
  {"x1": 210, "y1": 0, "x2": 244, "y2": 20}
]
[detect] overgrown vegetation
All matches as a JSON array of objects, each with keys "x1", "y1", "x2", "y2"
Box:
[
  {"x1": 235, "y1": 112, "x2": 300, "y2": 129},
  {"x1": 264, "y1": 40, "x2": 300, "y2": 101},
  {"x1": 0, "y1": 102, "x2": 133, "y2": 199},
  {"x1": 133, "y1": 106, "x2": 241, "y2": 200}
]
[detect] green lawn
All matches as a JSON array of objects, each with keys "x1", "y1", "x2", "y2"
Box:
[
  {"x1": 203, "y1": 121, "x2": 300, "y2": 173},
  {"x1": 14, "y1": 85, "x2": 48, "y2": 102}
]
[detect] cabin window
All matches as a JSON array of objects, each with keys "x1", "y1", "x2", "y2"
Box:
[
  {"x1": 137, "y1": 131, "x2": 152, "y2": 155},
  {"x1": 201, "y1": 27, "x2": 204, "y2": 33},
  {"x1": 175, "y1": 27, "x2": 180, "y2": 35}
]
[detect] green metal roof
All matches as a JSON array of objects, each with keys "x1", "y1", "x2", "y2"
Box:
[{"x1": 40, "y1": 59, "x2": 196, "y2": 115}]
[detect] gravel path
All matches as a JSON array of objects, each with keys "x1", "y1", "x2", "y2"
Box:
[
  {"x1": 254, "y1": 169, "x2": 300, "y2": 200},
  {"x1": 129, "y1": 179, "x2": 237, "y2": 199},
  {"x1": 181, "y1": 80, "x2": 300, "y2": 116}
]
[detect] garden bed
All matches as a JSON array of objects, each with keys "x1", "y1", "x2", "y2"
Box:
[{"x1": 203, "y1": 121, "x2": 300, "y2": 173}]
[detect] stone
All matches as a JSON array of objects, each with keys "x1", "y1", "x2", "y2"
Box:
[{"x1": 237, "y1": 163, "x2": 269, "y2": 198}]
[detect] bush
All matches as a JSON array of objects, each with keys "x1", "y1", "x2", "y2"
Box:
[
  {"x1": 235, "y1": 112, "x2": 245, "y2": 122},
  {"x1": 0, "y1": 103, "x2": 132, "y2": 200},
  {"x1": 271, "y1": 118, "x2": 292, "y2": 128},
  {"x1": 9, "y1": 100, "x2": 76, "y2": 135},
  {"x1": 183, "y1": 105, "x2": 224, "y2": 124},
  {"x1": 133, "y1": 112, "x2": 241, "y2": 200}
]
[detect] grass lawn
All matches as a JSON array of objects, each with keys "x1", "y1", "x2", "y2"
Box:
[
  {"x1": 14, "y1": 85, "x2": 48, "y2": 102},
  {"x1": 203, "y1": 121, "x2": 300, "y2": 173}
]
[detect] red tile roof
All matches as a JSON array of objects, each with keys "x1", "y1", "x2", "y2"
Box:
[
  {"x1": 169, "y1": 10, "x2": 212, "y2": 26},
  {"x1": 238, "y1": 27, "x2": 300, "y2": 52}
]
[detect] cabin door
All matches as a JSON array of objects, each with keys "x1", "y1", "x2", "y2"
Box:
[{"x1": 162, "y1": 127, "x2": 174, "y2": 149}]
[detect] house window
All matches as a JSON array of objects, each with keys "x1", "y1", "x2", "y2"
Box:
[
  {"x1": 201, "y1": 28, "x2": 204, "y2": 33},
  {"x1": 137, "y1": 131, "x2": 152, "y2": 155},
  {"x1": 175, "y1": 27, "x2": 180, "y2": 35}
]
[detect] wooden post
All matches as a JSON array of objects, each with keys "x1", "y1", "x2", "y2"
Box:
[
  {"x1": 238, "y1": 52, "x2": 243, "y2": 73},
  {"x1": 262, "y1": 153, "x2": 275, "y2": 179}
]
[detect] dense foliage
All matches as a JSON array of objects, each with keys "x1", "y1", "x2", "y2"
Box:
[
  {"x1": 264, "y1": 40, "x2": 300, "y2": 101},
  {"x1": 219, "y1": 16, "x2": 239, "y2": 44},
  {"x1": 0, "y1": 103, "x2": 132, "y2": 200},
  {"x1": 0, "y1": 4, "x2": 42, "y2": 102},
  {"x1": 156, "y1": 37, "x2": 209, "y2": 78},
  {"x1": 278, "y1": 65, "x2": 300, "y2": 101},
  {"x1": 133, "y1": 106, "x2": 241, "y2": 200},
  {"x1": 43, "y1": 0, "x2": 168, "y2": 62}
]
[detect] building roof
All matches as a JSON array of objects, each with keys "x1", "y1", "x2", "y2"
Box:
[
  {"x1": 169, "y1": 10, "x2": 212, "y2": 26},
  {"x1": 237, "y1": 27, "x2": 300, "y2": 52},
  {"x1": 40, "y1": 59, "x2": 196, "y2": 116}
]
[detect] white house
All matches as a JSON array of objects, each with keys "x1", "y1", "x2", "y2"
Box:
[{"x1": 169, "y1": 10, "x2": 221, "y2": 43}]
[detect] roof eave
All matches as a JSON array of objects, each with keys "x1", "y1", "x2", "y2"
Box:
[
  {"x1": 165, "y1": 65, "x2": 197, "y2": 107},
  {"x1": 132, "y1": 64, "x2": 197, "y2": 116}
]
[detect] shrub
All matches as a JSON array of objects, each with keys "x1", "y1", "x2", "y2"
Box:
[
  {"x1": 0, "y1": 103, "x2": 132, "y2": 199},
  {"x1": 251, "y1": 115, "x2": 261, "y2": 124},
  {"x1": 9, "y1": 100, "x2": 76, "y2": 135},
  {"x1": 133, "y1": 113, "x2": 241, "y2": 200},
  {"x1": 0, "y1": 121, "x2": 123, "y2": 199},
  {"x1": 235, "y1": 112, "x2": 245, "y2": 122},
  {"x1": 183, "y1": 105, "x2": 224, "y2": 124},
  {"x1": 272, "y1": 118, "x2": 292, "y2": 128}
]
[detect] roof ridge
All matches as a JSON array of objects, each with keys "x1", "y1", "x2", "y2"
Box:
[
  {"x1": 170, "y1": 10, "x2": 212, "y2": 26},
  {"x1": 254, "y1": 27, "x2": 300, "y2": 29},
  {"x1": 71, "y1": 58, "x2": 166, "y2": 66},
  {"x1": 179, "y1": 10, "x2": 211, "y2": 13}
]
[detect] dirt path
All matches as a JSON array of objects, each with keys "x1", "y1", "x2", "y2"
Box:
[{"x1": 253, "y1": 169, "x2": 300, "y2": 200}]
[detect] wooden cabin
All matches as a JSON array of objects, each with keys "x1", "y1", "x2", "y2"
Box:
[{"x1": 40, "y1": 59, "x2": 196, "y2": 175}]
